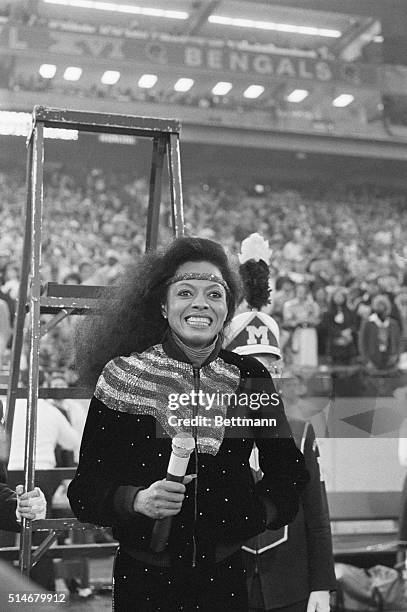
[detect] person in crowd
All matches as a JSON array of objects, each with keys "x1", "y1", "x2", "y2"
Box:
[
  {"x1": 1, "y1": 262, "x2": 20, "y2": 301},
  {"x1": 307, "y1": 259, "x2": 333, "y2": 294},
  {"x1": 325, "y1": 273, "x2": 346, "y2": 299},
  {"x1": 78, "y1": 259, "x2": 97, "y2": 285},
  {"x1": 314, "y1": 286, "x2": 329, "y2": 316},
  {"x1": 0, "y1": 471, "x2": 47, "y2": 531},
  {"x1": 358, "y1": 294, "x2": 402, "y2": 372},
  {"x1": 282, "y1": 229, "x2": 305, "y2": 263},
  {"x1": 395, "y1": 288, "x2": 407, "y2": 365},
  {"x1": 0, "y1": 444, "x2": 48, "y2": 592},
  {"x1": 68, "y1": 236, "x2": 309, "y2": 611},
  {"x1": 0, "y1": 250, "x2": 9, "y2": 286},
  {"x1": 283, "y1": 283, "x2": 320, "y2": 368},
  {"x1": 287, "y1": 257, "x2": 312, "y2": 286},
  {"x1": 224, "y1": 233, "x2": 282, "y2": 377},
  {"x1": 0, "y1": 404, "x2": 46, "y2": 528},
  {"x1": 2, "y1": 165, "x2": 407, "y2": 380},
  {"x1": 46, "y1": 373, "x2": 87, "y2": 465},
  {"x1": 323, "y1": 288, "x2": 358, "y2": 366},
  {"x1": 40, "y1": 271, "x2": 82, "y2": 373},
  {"x1": 8, "y1": 371, "x2": 80, "y2": 476},
  {"x1": 225, "y1": 235, "x2": 335, "y2": 612},
  {"x1": 62, "y1": 272, "x2": 82, "y2": 285},
  {"x1": 397, "y1": 391, "x2": 407, "y2": 546},
  {"x1": 0, "y1": 454, "x2": 54, "y2": 610},
  {"x1": 0, "y1": 298, "x2": 11, "y2": 369},
  {"x1": 44, "y1": 373, "x2": 94, "y2": 600},
  {"x1": 82, "y1": 250, "x2": 123, "y2": 286},
  {"x1": 0, "y1": 288, "x2": 15, "y2": 329},
  {"x1": 270, "y1": 277, "x2": 295, "y2": 326},
  {"x1": 359, "y1": 275, "x2": 380, "y2": 314},
  {"x1": 346, "y1": 286, "x2": 364, "y2": 314},
  {"x1": 244, "y1": 373, "x2": 335, "y2": 612},
  {"x1": 314, "y1": 287, "x2": 329, "y2": 359},
  {"x1": 377, "y1": 274, "x2": 403, "y2": 331},
  {"x1": 7, "y1": 371, "x2": 80, "y2": 591}
]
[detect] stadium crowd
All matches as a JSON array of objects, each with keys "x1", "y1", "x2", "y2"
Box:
[{"x1": 0, "y1": 165, "x2": 406, "y2": 380}]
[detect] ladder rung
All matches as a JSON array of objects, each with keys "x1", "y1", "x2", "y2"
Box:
[
  {"x1": 39, "y1": 296, "x2": 95, "y2": 314},
  {"x1": 0, "y1": 542, "x2": 118, "y2": 561},
  {"x1": 44, "y1": 283, "x2": 112, "y2": 299},
  {"x1": 0, "y1": 387, "x2": 91, "y2": 399},
  {"x1": 8, "y1": 468, "x2": 76, "y2": 481},
  {"x1": 33, "y1": 106, "x2": 181, "y2": 136},
  {"x1": 7, "y1": 469, "x2": 77, "y2": 492},
  {"x1": 31, "y1": 518, "x2": 104, "y2": 531},
  {"x1": 38, "y1": 283, "x2": 117, "y2": 312}
]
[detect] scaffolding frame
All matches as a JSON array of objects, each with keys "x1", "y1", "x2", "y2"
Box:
[{"x1": 5, "y1": 106, "x2": 184, "y2": 577}]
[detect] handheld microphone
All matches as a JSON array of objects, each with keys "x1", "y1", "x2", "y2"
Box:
[{"x1": 150, "y1": 432, "x2": 195, "y2": 553}]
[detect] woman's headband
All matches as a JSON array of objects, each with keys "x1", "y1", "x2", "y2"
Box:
[{"x1": 167, "y1": 272, "x2": 229, "y2": 293}]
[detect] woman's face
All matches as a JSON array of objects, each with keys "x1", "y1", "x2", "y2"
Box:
[{"x1": 164, "y1": 261, "x2": 228, "y2": 348}]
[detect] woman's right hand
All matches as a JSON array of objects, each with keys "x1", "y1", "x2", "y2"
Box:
[{"x1": 133, "y1": 475, "x2": 196, "y2": 519}]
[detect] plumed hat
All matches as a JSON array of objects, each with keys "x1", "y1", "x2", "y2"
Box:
[
  {"x1": 238, "y1": 232, "x2": 272, "y2": 265},
  {"x1": 224, "y1": 311, "x2": 281, "y2": 359}
]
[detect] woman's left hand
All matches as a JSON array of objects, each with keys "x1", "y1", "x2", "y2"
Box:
[
  {"x1": 306, "y1": 590, "x2": 330, "y2": 612},
  {"x1": 16, "y1": 485, "x2": 47, "y2": 521}
]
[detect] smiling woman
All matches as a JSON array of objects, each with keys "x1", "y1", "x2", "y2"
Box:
[
  {"x1": 163, "y1": 261, "x2": 229, "y2": 348},
  {"x1": 68, "y1": 236, "x2": 309, "y2": 611},
  {"x1": 74, "y1": 237, "x2": 239, "y2": 388}
]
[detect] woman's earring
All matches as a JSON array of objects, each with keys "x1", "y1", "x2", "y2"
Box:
[{"x1": 161, "y1": 308, "x2": 167, "y2": 319}]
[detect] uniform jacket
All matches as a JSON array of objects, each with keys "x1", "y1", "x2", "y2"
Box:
[
  {"x1": 359, "y1": 315, "x2": 401, "y2": 370},
  {"x1": 243, "y1": 420, "x2": 336, "y2": 609},
  {"x1": 68, "y1": 334, "x2": 309, "y2": 569}
]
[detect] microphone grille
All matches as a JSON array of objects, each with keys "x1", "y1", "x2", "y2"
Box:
[{"x1": 172, "y1": 432, "x2": 195, "y2": 457}]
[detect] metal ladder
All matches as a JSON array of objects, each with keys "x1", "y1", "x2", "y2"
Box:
[{"x1": 5, "y1": 105, "x2": 184, "y2": 577}]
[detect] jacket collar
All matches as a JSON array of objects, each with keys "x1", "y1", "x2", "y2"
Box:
[
  {"x1": 161, "y1": 329, "x2": 223, "y2": 366},
  {"x1": 368, "y1": 313, "x2": 389, "y2": 328}
]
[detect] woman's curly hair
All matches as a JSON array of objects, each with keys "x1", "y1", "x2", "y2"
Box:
[
  {"x1": 75, "y1": 237, "x2": 240, "y2": 389},
  {"x1": 239, "y1": 259, "x2": 270, "y2": 310}
]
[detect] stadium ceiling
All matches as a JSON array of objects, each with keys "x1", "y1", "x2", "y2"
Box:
[
  {"x1": 3, "y1": 0, "x2": 405, "y2": 148},
  {"x1": 33, "y1": 0, "x2": 381, "y2": 60}
]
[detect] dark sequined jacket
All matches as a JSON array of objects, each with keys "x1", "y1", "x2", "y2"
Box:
[{"x1": 68, "y1": 334, "x2": 309, "y2": 568}]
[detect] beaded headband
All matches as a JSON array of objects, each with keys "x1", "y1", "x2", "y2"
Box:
[{"x1": 167, "y1": 272, "x2": 229, "y2": 292}]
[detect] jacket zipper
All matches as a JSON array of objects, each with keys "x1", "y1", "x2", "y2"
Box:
[
  {"x1": 191, "y1": 365, "x2": 200, "y2": 568},
  {"x1": 254, "y1": 540, "x2": 259, "y2": 574}
]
